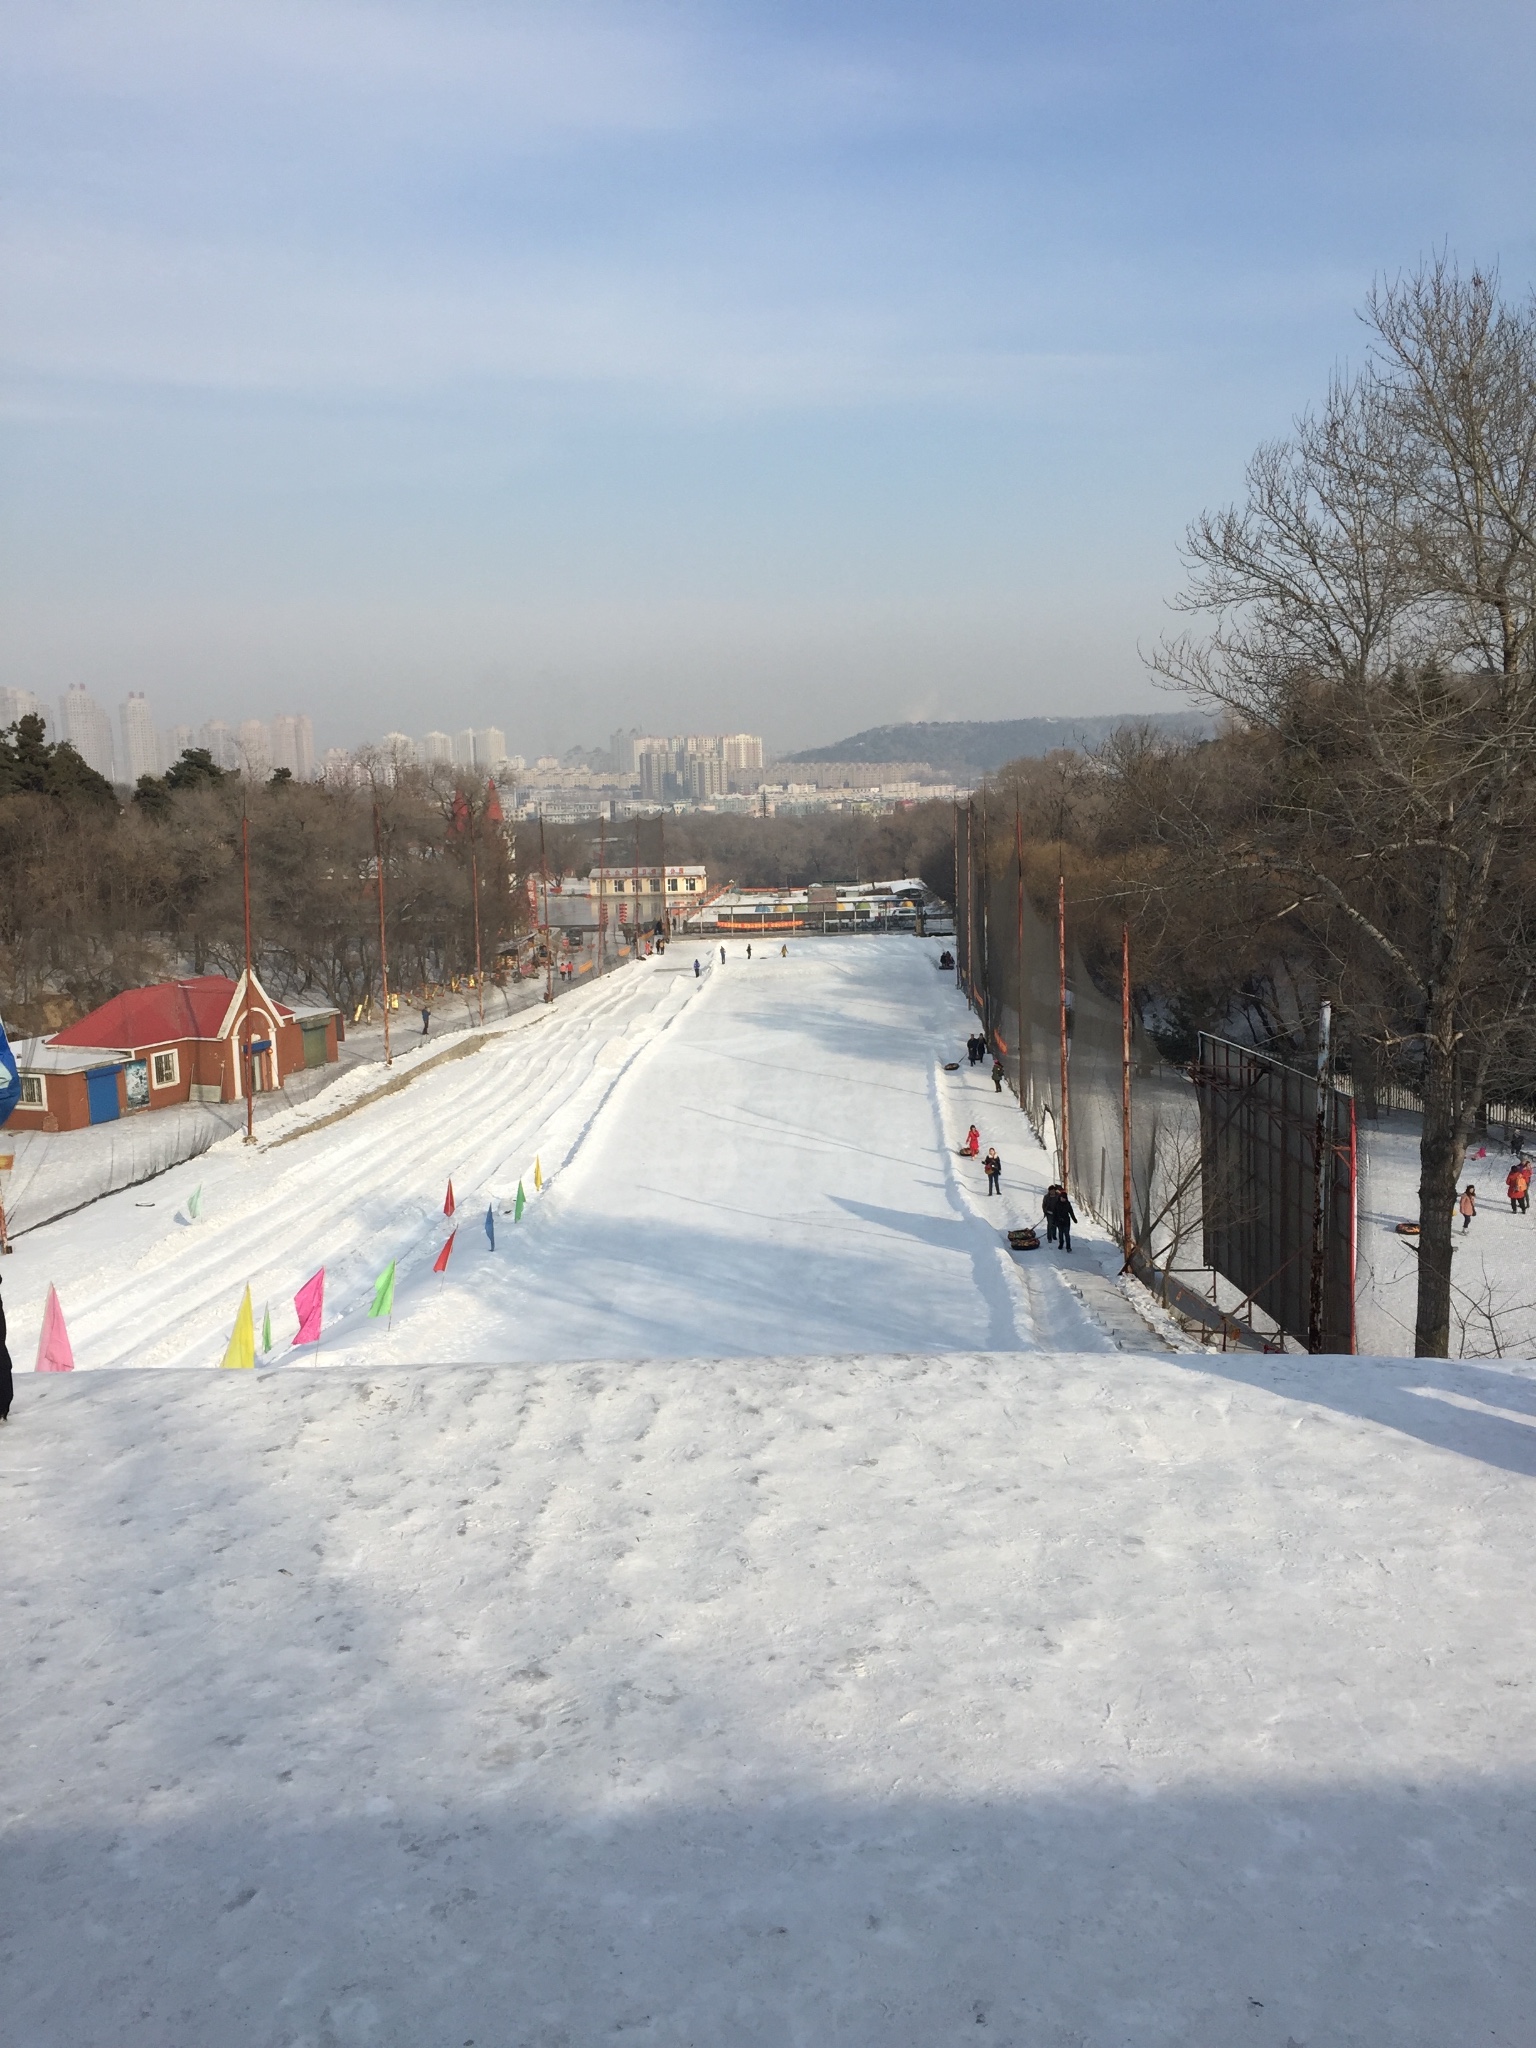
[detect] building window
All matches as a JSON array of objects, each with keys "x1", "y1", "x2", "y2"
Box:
[
  {"x1": 20, "y1": 1075, "x2": 45, "y2": 1108},
  {"x1": 152, "y1": 1049, "x2": 180, "y2": 1088},
  {"x1": 614, "y1": 879, "x2": 625, "y2": 892},
  {"x1": 687, "y1": 878, "x2": 697, "y2": 891}
]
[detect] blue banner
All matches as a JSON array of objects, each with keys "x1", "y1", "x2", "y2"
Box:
[{"x1": 0, "y1": 1015, "x2": 21, "y2": 1127}]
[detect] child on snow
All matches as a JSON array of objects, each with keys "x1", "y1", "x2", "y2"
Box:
[{"x1": 1458, "y1": 1185, "x2": 1477, "y2": 1231}]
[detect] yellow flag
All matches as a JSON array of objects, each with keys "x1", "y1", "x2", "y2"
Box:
[
  {"x1": 221, "y1": 1285, "x2": 256, "y2": 1370},
  {"x1": 534, "y1": 1156, "x2": 543, "y2": 1191}
]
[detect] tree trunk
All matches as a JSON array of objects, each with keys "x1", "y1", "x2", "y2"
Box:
[{"x1": 1414, "y1": 1035, "x2": 1467, "y2": 1356}]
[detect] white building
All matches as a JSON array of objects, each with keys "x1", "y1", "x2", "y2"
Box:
[
  {"x1": 380, "y1": 732, "x2": 417, "y2": 771},
  {"x1": 474, "y1": 727, "x2": 507, "y2": 770},
  {"x1": 268, "y1": 715, "x2": 300, "y2": 778},
  {"x1": 199, "y1": 720, "x2": 237, "y2": 770},
  {"x1": 0, "y1": 686, "x2": 43, "y2": 730},
  {"x1": 118, "y1": 692, "x2": 159, "y2": 782},
  {"x1": 237, "y1": 719, "x2": 271, "y2": 779},
  {"x1": 420, "y1": 730, "x2": 453, "y2": 766},
  {"x1": 60, "y1": 685, "x2": 117, "y2": 780},
  {"x1": 162, "y1": 724, "x2": 194, "y2": 771},
  {"x1": 453, "y1": 728, "x2": 477, "y2": 767},
  {"x1": 722, "y1": 732, "x2": 764, "y2": 777}
]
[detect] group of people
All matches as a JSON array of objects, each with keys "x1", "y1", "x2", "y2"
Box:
[
  {"x1": 959, "y1": 1119, "x2": 1077, "y2": 1243},
  {"x1": 964, "y1": 1032, "x2": 987, "y2": 1066},
  {"x1": 1455, "y1": 1153, "x2": 1533, "y2": 1232}
]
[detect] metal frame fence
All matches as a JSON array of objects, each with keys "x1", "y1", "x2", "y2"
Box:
[{"x1": 954, "y1": 794, "x2": 1359, "y2": 1353}]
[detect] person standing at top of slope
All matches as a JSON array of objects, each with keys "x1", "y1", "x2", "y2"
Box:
[
  {"x1": 720, "y1": 946, "x2": 726, "y2": 964},
  {"x1": 781, "y1": 943, "x2": 787, "y2": 957},
  {"x1": 421, "y1": 1005, "x2": 431, "y2": 1035},
  {"x1": 694, "y1": 958, "x2": 701, "y2": 977},
  {"x1": 983, "y1": 1147, "x2": 1002, "y2": 1195},
  {"x1": 746, "y1": 943, "x2": 752, "y2": 960},
  {"x1": 0, "y1": 1272, "x2": 12, "y2": 1422}
]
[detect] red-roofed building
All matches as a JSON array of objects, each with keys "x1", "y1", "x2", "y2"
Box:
[{"x1": 11, "y1": 972, "x2": 338, "y2": 1132}]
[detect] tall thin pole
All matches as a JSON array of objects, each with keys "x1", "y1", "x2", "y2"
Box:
[
  {"x1": 1121, "y1": 920, "x2": 1134, "y2": 1271},
  {"x1": 965, "y1": 800, "x2": 976, "y2": 1012},
  {"x1": 539, "y1": 810, "x2": 554, "y2": 1002},
  {"x1": 598, "y1": 812, "x2": 608, "y2": 970},
  {"x1": 242, "y1": 809, "x2": 256, "y2": 1142},
  {"x1": 1307, "y1": 999, "x2": 1334, "y2": 1353},
  {"x1": 1057, "y1": 871, "x2": 1071, "y2": 1187},
  {"x1": 952, "y1": 799, "x2": 961, "y2": 986},
  {"x1": 1016, "y1": 798, "x2": 1025, "y2": 1123},
  {"x1": 373, "y1": 799, "x2": 392, "y2": 1068},
  {"x1": 659, "y1": 812, "x2": 669, "y2": 941},
  {"x1": 471, "y1": 847, "x2": 484, "y2": 1025}
]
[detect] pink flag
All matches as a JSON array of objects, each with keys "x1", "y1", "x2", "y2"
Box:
[
  {"x1": 35, "y1": 1284, "x2": 75, "y2": 1372},
  {"x1": 292, "y1": 1267, "x2": 325, "y2": 1347}
]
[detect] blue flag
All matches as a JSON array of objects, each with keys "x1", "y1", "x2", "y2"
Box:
[
  {"x1": 0, "y1": 1014, "x2": 21, "y2": 1128},
  {"x1": 484, "y1": 1202, "x2": 495, "y2": 1252}
]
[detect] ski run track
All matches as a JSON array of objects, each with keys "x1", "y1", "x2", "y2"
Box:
[{"x1": 4, "y1": 937, "x2": 1535, "y2": 2047}]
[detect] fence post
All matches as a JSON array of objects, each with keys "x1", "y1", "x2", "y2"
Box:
[
  {"x1": 1306, "y1": 1000, "x2": 1333, "y2": 1353},
  {"x1": 1121, "y1": 920, "x2": 1133, "y2": 1271},
  {"x1": 1057, "y1": 873, "x2": 1071, "y2": 1186}
]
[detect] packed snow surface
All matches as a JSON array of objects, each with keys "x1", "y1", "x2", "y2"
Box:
[
  {"x1": 0, "y1": 940, "x2": 1154, "y2": 1368},
  {"x1": 5, "y1": 1350, "x2": 1536, "y2": 2046},
  {"x1": 4, "y1": 940, "x2": 1534, "y2": 2043}
]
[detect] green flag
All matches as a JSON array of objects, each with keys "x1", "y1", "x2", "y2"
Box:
[
  {"x1": 188, "y1": 1185, "x2": 202, "y2": 1221},
  {"x1": 261, "y1": 1304, "x2": 272, "y2": 1353},
  {"x1": 514, "y1": 1181, "x2": 526, "y2": 1221},
  {"x1": 369, "y1": 1261, "x2": 396, "y2": 1318}
]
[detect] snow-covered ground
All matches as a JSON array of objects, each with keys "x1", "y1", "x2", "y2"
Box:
[
  {"x1": 6, "y1": 1348, "x2": 1536, "y2": 2046},
  {"x1": 4, "y1": 940, "x2": 1535, "y2": 2044},
  {"x1": 0, "y1": 939, "x2": 1165, "y2": 1370},
  {"x1": 1358, "y1": 1111, "x2": 1536, "y2": 1359}
]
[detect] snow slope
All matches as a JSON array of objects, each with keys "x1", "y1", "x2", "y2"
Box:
[
  {"x1": 5, "y1": 1348, "x2": 1535, "y2": 2047},
  {"x1": 0, "y1": 939, "x2": 1159, "y2": 1369}
]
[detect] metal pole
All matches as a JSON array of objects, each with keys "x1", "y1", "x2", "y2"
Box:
[
  {"x1": 373, "y1": 799, "x2": 392, "y2": 1068},
  {"x1": 1057, "y1": 871, "x2": 1070, "y2": 1187},
  {"x1": 242, "y1": 809, "x2": 256, "y2": 1142},
  {"x1": 953, "y1": 799, "x2": 960, "y2": 987},
  {"x1": 598, "y1": 812, "x2": 608, "y2": 969},
  {"x1": 471, "y1": 847, "x2": 484, "y2": 1025},
  {"x1": 1307, "y1": 999, "x2": 1334, "y2": 1353},
  {"x1": 1121, "y1": 920, "x2": 1134, "y2": 1271}
]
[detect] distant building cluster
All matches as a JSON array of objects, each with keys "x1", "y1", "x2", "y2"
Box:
[{"x1": 0, "y1": 685, "x2": 315, "y2": 786}]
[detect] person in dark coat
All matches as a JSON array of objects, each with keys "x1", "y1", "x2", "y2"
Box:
[
  {"x1": 991, "y1": 1058, "x2": 1005, "y2": 1093},
  {"x1": 1045, "y1": 1184, "x2": 1079, "y2": 1251},
  {"x1": 694, "y1": 958, "x2": 701, "y2": 977},
  {"x1": 0, "y1": 1273, "x2": 13, "y2": 1422},
  {"x1": 983, "y1": 1147, "x2": 1002, "y2": 1195}
]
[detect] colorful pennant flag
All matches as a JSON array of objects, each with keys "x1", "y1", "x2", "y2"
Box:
[
  {"x1": 369, "y1": 1261, "x2": 396, "y2": 1319},
  {"x1": 444, "y1": 1178, "x2": 456, "y2": 1217},
  {"x1": 484, "y1": 1203, "x2": 495, "y2": 1251},
  {"x1": 293, "y1": 1268, "x2": 325, "y2": 1347},
  {"x1": 514, "y1": 1180, "x2": 526, "y2": 1222},
  {"x1": 34, "y1": 1284, "x2": 75, "y2": 1373},
  {"x1": 534, "y1": 1156, "x2": 543, "y2": 1191},
  {"x1": 187, "y1": 1185, "x2": 203, "y2": 1221},
  {"x1": 221, "y1": 1286, "x2": 256, "y2": 1370},
  {"x1": 433, "y1": 1231, "x2": 456, "y2": 1274},
  {"x1": 261, "y1": 1304, "x2": 272, "y2": 1354}
]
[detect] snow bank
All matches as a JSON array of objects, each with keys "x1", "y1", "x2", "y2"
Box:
[{"x1": 4, "y1": 1347, "x2": 1534, "y2": 2045}]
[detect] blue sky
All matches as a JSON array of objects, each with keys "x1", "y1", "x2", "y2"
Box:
[{"x1": 3, "y1": 1, "x2": 1535, "y2": 756}]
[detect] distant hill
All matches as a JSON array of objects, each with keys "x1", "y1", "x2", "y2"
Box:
[{"x1": 781, "y1": 714, "x2": 1211, "y2": 778}]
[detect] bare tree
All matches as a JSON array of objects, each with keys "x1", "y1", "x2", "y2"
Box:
[{"x1": 1151, "y1": 259, "x2": 1536, "y2": 1355}]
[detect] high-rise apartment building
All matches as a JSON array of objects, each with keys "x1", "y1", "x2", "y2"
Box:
[
  {"x1": 721, "y1": 733, "x2": 764, "y2": 776},
  {"x1": 380, "y1": 732, "x2": 417, "y2": 770},
  {"x1": 268, "y1": 715, "x2": 300, "y2": 778},
  {"x1": 60, "y1": 685, "x2": 117, "y2": 780},
  {"x1": 420, "y1": 730, "x2": 453, "y2": 766},
  {"x1": 452, "y1": 728, "x2": 477, "y2": 767},
  {"x1": 163, "y1": 724, "x2": 194, "y2": 769},
  {"x1": 119, "y1": 693, "x2": 160, "y2": 783},
  {"x1": 0, "y1": 686, "x2": 43, "y2": 730},
  {"x1": 473, "y1": 727, "x2": 507, "y2": 769},
  {"x1": 294, "y1": 714, "x2": 315, "y2": 781},
  {"x1": 199, "y1": 720, "x2": 236, "y2": 770},
  {"x1": 237, "y1": 719, "x2": 270, "y2": 779}
]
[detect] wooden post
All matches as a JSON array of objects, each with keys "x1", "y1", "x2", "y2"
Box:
[
  {"x1": 373, "y1": 799, "x2": 392, "y2": 1068},
  {"x1": 539, "y1": 810, "x2": 554, "y2": 1002},
  {"x1": 1121, "y1": 920, "x2": 1134, "y2": 1271},
  {"x1": 242, "y1": 809, "x2": 256, "y2": 1142},
  {"x1": 1016, "y1": 798, "x2": 1026, "y2": 1123},
  {"x1": 1057, "y1": 872, "x2": 1070, "y2": 1186},
  {"x1": 471, "y1": 847, "x2": 484, "y2": 1025}
]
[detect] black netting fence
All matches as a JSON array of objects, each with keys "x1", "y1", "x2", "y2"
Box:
[{"x1": 955, "y1": 796, "x2": 1358, "y2": 1352}]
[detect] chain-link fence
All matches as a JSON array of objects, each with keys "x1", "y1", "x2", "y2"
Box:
[{"x1": 955, "y1": 796, "x2": 1358, "y2": 1352}]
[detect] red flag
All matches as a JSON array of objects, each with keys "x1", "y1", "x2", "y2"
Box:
[
  {"x1": 450, "y1": 789, "x2": 471, "y2": 836},
  {"x1": 433, "y1": 1231, "x2": 456, "y2": 1274},
  {"x1": 444, "y1": 1178, "x2": 456, "y2": 1216},
  {"x1": 292, "y1": 1267, "x2": 325, "y2": 1347},
  {"x1": 484, "y1": 779, "x2": 503, "y2": 825}
]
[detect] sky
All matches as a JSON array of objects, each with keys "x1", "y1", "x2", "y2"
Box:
[{"x1": 3, "y1": 1, "x2": 1535, "y2": 760}]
